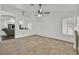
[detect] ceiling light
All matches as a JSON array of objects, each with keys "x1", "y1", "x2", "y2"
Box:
[{"x1": 31, "y1": 4, "x2": 50, "y2": 17}]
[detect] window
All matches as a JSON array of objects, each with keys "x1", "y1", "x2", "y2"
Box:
[{"x1": 62, "y1": 17, "x2": 75, "y2": 35}]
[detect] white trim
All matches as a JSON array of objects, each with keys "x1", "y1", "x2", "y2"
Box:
[
  {"x1": 0, "y1": 37, "x2": 2, "y2": 42},
  {"x1": 0, "y1": 10, "x2": 17, "y2": 17}
]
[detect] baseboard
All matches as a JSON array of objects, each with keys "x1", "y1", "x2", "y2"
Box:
[
  {"x1": 15, "y1": 34, "x2": 74, "y2": 43},
  {"x1": 15, "y1": 34, "x2": 74, "y2": 45},
  {"x1": 15, "y1": 34, "x2": 34, "y2": 39},
  {"x1": 33, "y1": 34, "x2": 74, "y2": 44}
]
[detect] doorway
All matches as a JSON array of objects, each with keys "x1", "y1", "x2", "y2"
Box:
[{"x1": 1, "y1": 15, "x2": 16, "y2": 40}]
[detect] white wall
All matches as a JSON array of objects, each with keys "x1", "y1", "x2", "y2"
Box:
[
  {"x1": 0, "y1": 5, "x2": 2, "y2": 35},
  {"x1": 33, "y1": 15, "x2": 74, "y2": 43},
  {"x1": 0, "y1": 4, "x2": 1, "y2": 29},
  {"x1": 0, "y1": 5, "x2": 35, "y2": 38},
  {"x1": 15, "y1": 16, "x2": 34, "y2": 38},
  {"x1": 0, "y1": 4, "x2": 75, "y2": 43}
]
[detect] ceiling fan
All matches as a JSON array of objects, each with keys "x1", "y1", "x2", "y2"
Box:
[{"x1": 31, "y1": 4, "x2": 50, "y2": 17}]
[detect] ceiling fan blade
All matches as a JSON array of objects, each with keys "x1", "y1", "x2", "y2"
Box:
[
  {"x1": 43, "y1": 12, "x2": 50, "y2": 14},
  {"x1": 30, "y1": 4, "x2": 34, "y2": 6}
]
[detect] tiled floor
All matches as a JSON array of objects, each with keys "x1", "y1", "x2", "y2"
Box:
[{"x1": 0, "y1": 35, "x2": 77, "y2": 55}]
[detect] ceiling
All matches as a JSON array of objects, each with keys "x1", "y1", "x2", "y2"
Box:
[
  {"x1": 1, "y1": 4, "x2": 78, "y2": 17},
  {"x1": 13, "y1": 4, "x2": 76, "y2": 12}
]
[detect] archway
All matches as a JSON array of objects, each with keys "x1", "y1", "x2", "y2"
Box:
[{"x1": 0, "y1": 15, "x2": 16, "y2": 40}]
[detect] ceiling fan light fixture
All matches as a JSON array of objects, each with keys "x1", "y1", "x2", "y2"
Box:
[
  {"x1": 35, "y1": 13, "x2": 44, "y2": 17},
  {"x1": 38, "y1": 14, "x2": 44, "y2": 17},
  {"x1": 31, "y1": 4, "x2": 49, "y2": 17}
]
